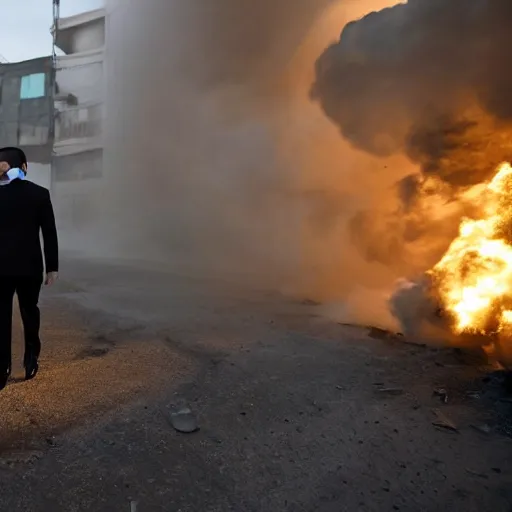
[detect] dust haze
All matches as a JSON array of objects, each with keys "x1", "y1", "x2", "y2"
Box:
[{"x1": 79, "y1": 0, "x2": 409, "y2": 329}]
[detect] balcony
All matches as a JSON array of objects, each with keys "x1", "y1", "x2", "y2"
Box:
[{"x1": 54, "y1": 103, "x2": 103, "y2": 155}]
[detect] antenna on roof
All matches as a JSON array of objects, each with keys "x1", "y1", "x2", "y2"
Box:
[{"x1": 0, "y1": 54, "x2": 8, "y2": 63}]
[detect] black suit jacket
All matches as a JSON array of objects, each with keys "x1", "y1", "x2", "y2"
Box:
[{"x1": 0, "y1": 179, "x2": 58, "y2": 276}]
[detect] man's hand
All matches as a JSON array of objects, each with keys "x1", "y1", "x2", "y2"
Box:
[{"x1": 45, "y1": 272, "x2": 58, "y2": 286}]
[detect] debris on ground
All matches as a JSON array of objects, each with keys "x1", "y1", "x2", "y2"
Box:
[
  {"x1": 471, "y1": 424, "x2": 491, "y2": 435},
  {"x1": 367, "y1": 326, "x2": 403, "y2": 341},
  {"x1": 376, "y1": 387, "x2": 404, "y2": 396},
  {"x1": 433, "y1": 388, "x2": 449, "y2": 403},
  {"x1": 432, "y1": 408, "x2": 458, "y2": 432},
  {"x1": 45, "y1": 436, "x2": 57, "y2": 447},
  {"x1": 169, "y1": 407, "x2": 199, "y2": 434},
  {"x1": 77, "y1": 345, "x2": 110, "y2": 360},
  {"x1": 0, "y1": 450, "x2": 44, "y2": 466},
  {"x1": 465, "y1": 468, "x2": 489, "y2": 479}
]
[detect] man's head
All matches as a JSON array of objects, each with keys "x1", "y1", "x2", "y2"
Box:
[{"x1": 0, "y1": 147, "x2": 28, "y2": 174}]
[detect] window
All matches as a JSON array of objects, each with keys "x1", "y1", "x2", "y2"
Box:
[{"x1": 20, "y1": 73, "x2": 45, "y2": 99}]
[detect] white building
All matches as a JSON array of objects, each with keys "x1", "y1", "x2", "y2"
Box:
[{"x1": 52, "y1": 8, "x2": 105, "y2": 241}]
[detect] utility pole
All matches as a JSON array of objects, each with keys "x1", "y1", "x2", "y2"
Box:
[{"x1": 50, "y1": 0, "x2": 60, "y2": 194}]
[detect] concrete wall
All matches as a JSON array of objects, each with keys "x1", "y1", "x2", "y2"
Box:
[
  {"x1": 55, "y1": 49, "x2": 104, "y2": 156},
  {"x1": 53, "y1": 148, "x2": 103, "y2": 182},
  {"x1": 0, "y1": 57, "x2": 53, "y2": 163},
  {"x1": 54, "y1": 17, "x2": 105, "y2": 156},
  {"x1": 55, "y1": 176, "x2": 102, "y2": 237},
  {"x1": 56, "y1": 50, "x2": 104, "y2": 105},
  {"x1": 58, "y1": 17, "x2": 105, "y2": 55},
  {"x1": 53, "y1": 148, "x2": 103, "y2": 248},
  {"x1": 72, "y1": 20, "x2": 105, "y2": 54},
  {"x1": 52, "y1": 14, "x2": 106, "y2": 248}
]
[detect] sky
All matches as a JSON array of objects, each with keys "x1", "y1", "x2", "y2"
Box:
[{"x1": 0, "y1": 0, "x2": 104, "y2": 62}]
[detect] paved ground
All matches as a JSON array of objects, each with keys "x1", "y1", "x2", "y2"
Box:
[{"x1": 0, "y1": 256, "x2": 510, "y2": 511}]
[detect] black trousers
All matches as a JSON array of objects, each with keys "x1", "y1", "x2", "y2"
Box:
[{"x1": 0, "y1": 276, "x2": 43, "y2": 371}]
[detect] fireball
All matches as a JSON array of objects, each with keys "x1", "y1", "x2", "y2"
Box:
[{"x1": 429, "y1": 163, "x2": 512, "y2": 339}]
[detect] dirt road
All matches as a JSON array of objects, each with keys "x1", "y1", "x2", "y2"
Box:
[{"x1": 0, "y1": 256, "x2": 510, "y2": 511}]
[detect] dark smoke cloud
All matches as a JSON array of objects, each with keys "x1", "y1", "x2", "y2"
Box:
[
  {"x1": 311, "y1": 0, "x2": 512, "y2": 278},
  {"x1": 312, "y1": 0, "x2": 512, "y2": 187}
]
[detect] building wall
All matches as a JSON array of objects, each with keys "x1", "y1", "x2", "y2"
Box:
[
  {"x1": 54, "y1": 11, "x2": 105, "y2": 156},
  {"x1": 53, "y1": 149, "x2": 103, "y2": 249},
  {"x1": 53, "y1": 148, "x2": 103, "y2": 182},
  {"x1": 58, "y1": 17, "x2": 106, "y2": 55},
  {"x1": 56, "y1": 50, "x2": 103, "y2": 105},
  {"x1": 0, "y1": 57, "x2": 53, "y2": 163},
  {"x1": 71, "y1": 20, "x2": 105, "y2": 54},
  {"x1": 53, "y1": 13, "x2": 106, "y2": 242},
  {"x1": 55, "y1": 49, "x2": 104, "y2": 156}
]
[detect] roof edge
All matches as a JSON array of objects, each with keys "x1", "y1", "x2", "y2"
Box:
[{"x1": 56, "y1": 8, "x2": 106, "y2": 32}]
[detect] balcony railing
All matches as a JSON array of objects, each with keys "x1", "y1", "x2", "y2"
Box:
[{"x1": 55, "y1": 103, "x2": 103, "y2": 142}]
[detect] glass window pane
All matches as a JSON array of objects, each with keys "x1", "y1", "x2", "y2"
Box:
[{"x1": 20, "y1": 73, "x2": 46, "y2": 99}]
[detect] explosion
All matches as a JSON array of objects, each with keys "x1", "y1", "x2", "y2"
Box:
[
  {"x1": 311, "y1": 0, "x2": 512, "y2": 359},
  {"x1": 430, "y1": 163, "x2": 512, "y2": 340}
]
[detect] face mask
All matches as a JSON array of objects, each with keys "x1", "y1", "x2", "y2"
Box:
[{"x1": 0, "y1": 168, "x2": 25, "y2": 186}]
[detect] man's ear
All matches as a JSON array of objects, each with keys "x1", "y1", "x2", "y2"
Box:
[{"x1": 21, "y1": 163, "x2": 27, "y2": 173}]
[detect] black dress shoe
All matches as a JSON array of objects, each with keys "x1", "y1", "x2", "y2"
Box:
[{"x1": 25, "y1": 357, "x2": 38, "y2": 381}]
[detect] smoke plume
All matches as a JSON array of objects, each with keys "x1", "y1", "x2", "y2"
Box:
[{"x1": 312, "y1": 0, "x2": 512, "y2": 276}]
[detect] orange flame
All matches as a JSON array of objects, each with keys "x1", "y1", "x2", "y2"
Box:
[{"x1": 430, "y1": 163, "x2": 512, "y2": 337}]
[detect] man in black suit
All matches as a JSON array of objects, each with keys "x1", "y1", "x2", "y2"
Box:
[{"x1": 0, "y1": 147, "x2": 58, "y2": 389}]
